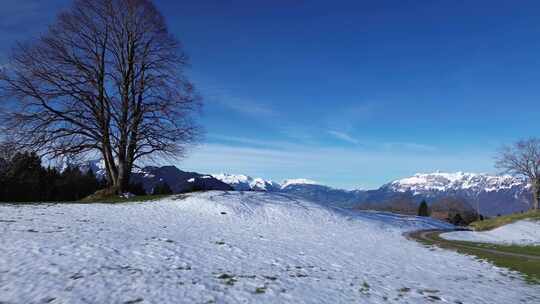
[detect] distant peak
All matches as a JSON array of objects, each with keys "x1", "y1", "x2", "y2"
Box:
[
  {"x1": 212, "y1": 173, "x2": 279, "y2": 191},
  {"x1": 281, "y1": 178, "x2": 319, "y2": 189},
  {"x1": 389, "y1": 171, "x2": 527, "y2": 194}
]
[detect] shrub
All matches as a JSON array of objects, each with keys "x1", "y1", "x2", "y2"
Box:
[
  {"x1": 418, "y1": 200, "x2": 429, "y2": 217},
  {"x1": 152, "y1": 182, "x2": 173, "y2": 195}
]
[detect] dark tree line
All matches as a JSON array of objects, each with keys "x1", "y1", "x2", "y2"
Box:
[{"x1": 0, "y1": 152, "x2": 104, "y2": 202}]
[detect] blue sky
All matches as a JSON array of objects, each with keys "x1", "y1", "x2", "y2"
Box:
[{"x1": 2, "y1": 1, "x2": 540, "y2": 189}]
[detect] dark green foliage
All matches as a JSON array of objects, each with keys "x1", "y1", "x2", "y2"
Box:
[
  {"x1": 418, "y1": 200, "x2": 429, "y2": 217},
  {"x1": 0, "y1": 152, "x2": 104, "y2": 202},
  {"x1": 152, "y1": 182, "x2": 173, "y2": 195},
  {"x1": 128, "y1": 182, "x2": 147, "y2": 196},
  {"x1": 451, "y1": 213, "x2": 464, "y2": 226},
  {"x1": 430, "y1": 196, "x2": 478, "y2": 225}
]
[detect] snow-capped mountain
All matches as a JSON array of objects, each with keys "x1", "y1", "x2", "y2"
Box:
[
  {"x1": 212, "y1": 174, "x2": 366, "y2": 208},
  {"x1": 211, "y1": 174, "x2": 323, "y2": 191},
  {"x1": 280, "y1": 178, "x2": 320, "y2": 189},
  {"x1": 213, "y1": 171, "x2": 533, "y2": 215},
  {"x1": 364, "y1": 172, "x2": 532, "y2": 216},
  {"x1": 130, "y1": 166, "x2": 233, "y2": 193},
  {"x1": 211, "y1": 174, "x2": 280, "y2": 191},
  {"x1": 75, "y1": 160, "x2": 233, "y2": 193},
  {"x1": 387, "y1": 172, "x2": 528, "y2": 195},
  {"x1": 78, "y1": 159, "x2": 107, "y2": 177}
]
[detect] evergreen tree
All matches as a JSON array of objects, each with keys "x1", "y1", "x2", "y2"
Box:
[
  {"x1": 418, "y1": 200, "x2": 429, "y2": 217},
  {"x1": 128, "y1": 182, "x2": 147, "y2": 196},
  {"x1": 0, "y1": 152, "x2": 104, "y2": 202},
  {"x1": 152, "y1": 182, "x2": 173, "y2": 195},
  {"x1": 3, "y1": 152, "x2": 45, "y2": 202},
  {"x1": 452, "y1": 213, "x2": 464, "y2": 226}
]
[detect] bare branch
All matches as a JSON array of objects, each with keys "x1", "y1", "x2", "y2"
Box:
[
  {"x1": 0, "y1": 0, "x2": 201, "y2": 193},
  {"x1": 495, "y1": 138, "x2": 540, "y2": 209}
]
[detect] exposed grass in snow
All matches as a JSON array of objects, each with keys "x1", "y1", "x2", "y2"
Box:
[
  {"x1": 78, "y1": 194, "x2": 172, "y2": 203},
  {"x1": 0, "y1": 194, "x2": 172, "y2": 205},
  {"x1": 413, "y1": 231, "x2": 540, "y2": 284},
  {"x1": 470, "y1": 210, "x2": 540, "y2": 231}
]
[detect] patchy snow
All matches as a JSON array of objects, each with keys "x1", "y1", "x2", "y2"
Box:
[
  {"x1": 441, "y1": 220, "x2": 540, "y2": 245},
  {"x1": 0, "y1": 192, "x2": 538, "y2": 303}
]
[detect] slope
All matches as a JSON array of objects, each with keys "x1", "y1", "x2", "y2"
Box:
[{"x1": 0, "y1": 192, "x2": 538, "y2": 303}]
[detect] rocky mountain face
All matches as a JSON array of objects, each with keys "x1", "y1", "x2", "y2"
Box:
[
  {"x1": 365, "y1": 172, "x2": 532, "y2": 216},
  {"x1": 78, "y1": 160, "x2": 232, "y2": 193},
  {"x1": 130, "y1": 166, "x2": 233, "y2": 194}
]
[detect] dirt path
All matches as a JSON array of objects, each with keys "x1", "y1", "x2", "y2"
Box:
[{"x1": 407, "y1": 229, "x2": 540, "y2": 261}]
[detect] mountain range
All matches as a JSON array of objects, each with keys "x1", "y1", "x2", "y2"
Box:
[{"x1": 77, "y1": 160, "x2": 533, "y2": 216}]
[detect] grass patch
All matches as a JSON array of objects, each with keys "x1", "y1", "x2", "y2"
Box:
[
  {"x1": 469, "y1": 210, "x2": 540, "y2": 231},
  {"x1": 255, "y1": 287, "x2": 267, "y2": 294},
  {"x1": 359, "y1": 281, "x2": 370, "y2": 294},
  {"x1": 416, "y1": 232, "x2": 540, "y2": 284},
  {"x1": 79, "y1": 194, "x2": 171, "y2": 204},
  {"x1": 0, "y1": 194, "x2": 171, "y2": 205}
]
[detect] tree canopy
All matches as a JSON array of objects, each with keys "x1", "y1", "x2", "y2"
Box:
[
  {"x1": 496, "y1": 138, "x2": 540, "y2": 210},
  {"x1": 0, "y1": 0, "x2": 200, "y2": 194}
]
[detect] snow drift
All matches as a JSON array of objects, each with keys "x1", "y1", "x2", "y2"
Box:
[{"x1": 441, "y1": 220, "x2": 540, "y2": 245}]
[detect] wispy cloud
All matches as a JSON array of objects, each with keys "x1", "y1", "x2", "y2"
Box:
[
  {"x1": 382, "y1": 142, "x2": 437, "y2": 152},
  {"x1": 327, "y1": 130, "x2": 360, "y2": 145},
  {"x1": 218, "y1": 96, "x2": 276, "y2": 117},
  {"x1": 207, "y1": 134, "x2": 308, "y2": 150},
  {"x1": 197, "y1": 82, "x2": 277, "y2": 117},
  {"x1": 325, "y1": 103, "x2": 375, "y2": 131}
]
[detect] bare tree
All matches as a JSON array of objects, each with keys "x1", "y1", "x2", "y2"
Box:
[
  {"x1": 495, "y1": 138, "x2": 540, "y2": 210},
  {"x1": 0, "y1": 0, "x2": 200, "y2": 194}
]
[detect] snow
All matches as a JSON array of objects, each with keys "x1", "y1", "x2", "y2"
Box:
[
  {"x1": 441, "y1": 220, "x2": 540, "y2": 245},
  {"x1": 1, "y1": 191, "x2": 538, "y2": 303},
  {"x1": 212, "y1": 174, "x2": 319, "y2": 191},
  {"x1": 280, "y1": 178, "x2": 319, "y2": 189},
  {"x1": 212, "y1": 173, "x2": 280, "y2": 191},
  {"x1": 390, "y1": 172, "x2": 528, "y2": 195}
]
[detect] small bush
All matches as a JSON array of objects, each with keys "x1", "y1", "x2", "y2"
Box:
[
  {"x1": 418, "y1": 200, "x2": 429, "y2": 217},
  {"x1": 152, "y1": 182, "x2": 173, "y2": 195}
]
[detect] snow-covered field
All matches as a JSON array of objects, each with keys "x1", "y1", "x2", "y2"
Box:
[
  {"x1": 441, "y1": 220, "x2": 540, "y2": 245},
  {"x1": 0, "y1": 191, "x2": 539, "y2": 304}
]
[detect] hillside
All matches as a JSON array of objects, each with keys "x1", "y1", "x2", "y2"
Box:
[{"x1": 0, "y1": 192, "x2": 538, "y2": 303}]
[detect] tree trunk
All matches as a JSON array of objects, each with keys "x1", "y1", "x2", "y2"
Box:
[
  {"x1": 532, "y1": 179, "x2": 540, "y2": 210},
  {"x1": 116, "y1": 161, "x2": 131, "y2": 195}
]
